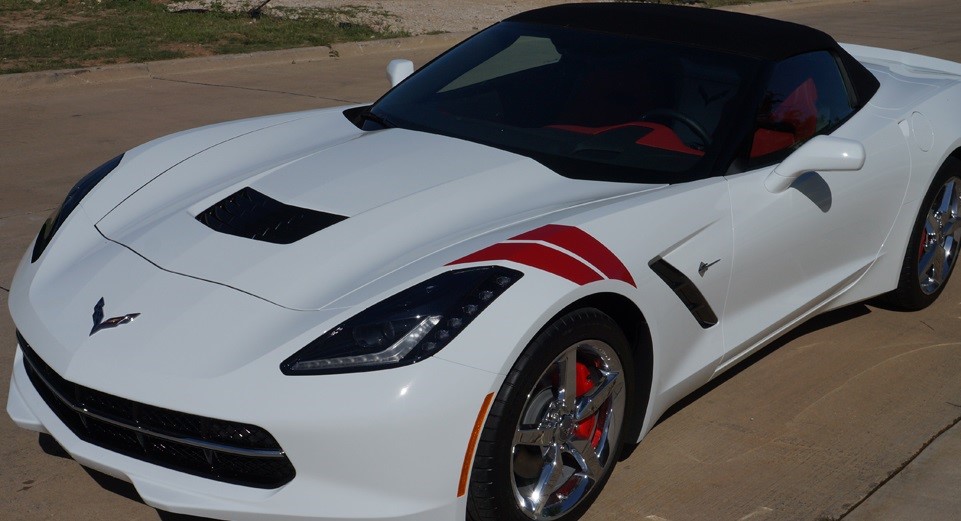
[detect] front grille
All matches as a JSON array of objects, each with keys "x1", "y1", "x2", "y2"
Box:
[{"x1": 17, "y1": 331, "x2": 296, "y2": 489}]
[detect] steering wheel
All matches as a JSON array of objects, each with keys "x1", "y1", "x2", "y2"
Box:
[{"x1": 641, "y1": 108, "x2": 712, "y2": 148}]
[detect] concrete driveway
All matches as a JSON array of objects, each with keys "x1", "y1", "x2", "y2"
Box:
[{"x1": 2, "y1": 0, "x2": 961, "y2": 519}]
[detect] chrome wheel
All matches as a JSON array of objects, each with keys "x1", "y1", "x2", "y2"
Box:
[
  {"x1": 918, "y1": 176, "x2": 961, "y2": 295},
  {"x1": 509, "y1": 340, "x2": 626, "y2": 520}
]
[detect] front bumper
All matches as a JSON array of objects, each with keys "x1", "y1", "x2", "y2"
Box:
[
  {"x1": 8, "y1": 341, "x2": 498, "y2": 521},
  {"x1": 5, "y1": 204, "x2": 573, "y2": 520}
]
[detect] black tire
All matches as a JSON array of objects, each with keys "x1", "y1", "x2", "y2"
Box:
[
  {"x1": 467, "y1": 308, "x2": 634, "y2": 521},
  {"x1": 884, "y1": 157, "x2": 961, "y2": 310}
]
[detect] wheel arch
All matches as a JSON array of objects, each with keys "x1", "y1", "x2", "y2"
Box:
[
  {"x1": 929, "y1": 134, "x2": 961, "y2": 194},
  {"x1": 948, "y1": 146, "x2": 961, "y2": 164},
  {"x1": 553, "y1": 292, "x2": 653, "y2": 452}
]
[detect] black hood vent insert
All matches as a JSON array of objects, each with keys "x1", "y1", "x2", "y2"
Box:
[{"x1": 197, "y1": 187, "x2": 346, "y2": 244}]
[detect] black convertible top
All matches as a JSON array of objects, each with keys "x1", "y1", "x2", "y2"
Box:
[
  {"x1": 507, "y1": 2, "x2": 879, "y2": 104},
  {"x1": 508, "y1": 3, "x2": 833, "y2": 60}
]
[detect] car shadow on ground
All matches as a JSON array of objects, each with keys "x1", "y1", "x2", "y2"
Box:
[{"x1": 621, "y1": 302, "x2": 872, "y2": 459}]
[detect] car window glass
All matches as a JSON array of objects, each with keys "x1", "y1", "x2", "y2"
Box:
[
  {"x1": 441, "y1": 36, "x2": 561, "y2": 92},
  {"x1": 750, "y1": 51, "x2": 855, "y2": 163},
  {"x1": 370, "y1": 22, "x2": 761, "y2": 184}
]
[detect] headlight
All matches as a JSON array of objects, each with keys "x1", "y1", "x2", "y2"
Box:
[
  {"x1": 32, "y1": 154, "x2": 124, "y2": 262},
  {"x1": 281, "y1": 266, "x2": 523, "y2": 375}
]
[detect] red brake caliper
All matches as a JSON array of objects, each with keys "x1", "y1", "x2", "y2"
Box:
[{"x1": 573, "y1": 361, "x2": 603, "y2": 448}]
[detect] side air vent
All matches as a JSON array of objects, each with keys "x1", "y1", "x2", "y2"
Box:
[
  {"x1": 197, "y1": 187, "x2": 346, "y2": 244},
  {"x1": 649, "y1": 256, "x2": 718, "y2": 329}
]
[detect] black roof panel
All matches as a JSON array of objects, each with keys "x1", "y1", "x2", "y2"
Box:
[{"x1": 507, "y1": 3, "x2": 838, "y2": 61}]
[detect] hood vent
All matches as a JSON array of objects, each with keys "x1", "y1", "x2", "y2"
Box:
[{"x1": 197, "y1": 187, "x2": 346, "y2": 244}]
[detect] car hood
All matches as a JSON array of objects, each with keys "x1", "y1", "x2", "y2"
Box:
[{"x1": 97, "y1": 110, "x2": 656, "y2": 310}]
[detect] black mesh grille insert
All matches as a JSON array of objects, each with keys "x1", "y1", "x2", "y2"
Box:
[
  {"x1": 196, "y1": 187, "x2": 346, "y2": 244},
  {"x1": 17, "y1": 331, "x2": 296, "y2": 489}
]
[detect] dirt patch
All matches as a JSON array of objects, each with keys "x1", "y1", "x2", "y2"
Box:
[
  {"x1": 158, "y1": 42, "x2": 217, "y2": 57},
  {"x1": 277, "y1": 0, "x2": 609, "y2": 34},
  {"x1": 0, "y1": 9, "x2": 87, "y2": 35},
  {"x1": 167, "y1": 0, "x2": 612, "y2": 35}
]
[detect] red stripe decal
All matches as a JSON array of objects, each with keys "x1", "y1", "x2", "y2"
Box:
[
  {"x1": 448, "y1": 242, "x2": 603, "y2": 286},
  {"x1": 511, "y1": 225, "x2": 636, "y2": 287}
]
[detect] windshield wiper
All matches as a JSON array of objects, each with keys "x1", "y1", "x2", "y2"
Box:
[{"x1": 358, "y1": 109, "x2": 394, "y2": 129}]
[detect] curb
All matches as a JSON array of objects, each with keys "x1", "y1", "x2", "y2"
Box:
[{"x1": 0, "y1": 32, "x2": 471, "y2": 94}]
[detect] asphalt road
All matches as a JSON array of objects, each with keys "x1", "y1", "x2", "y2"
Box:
[{"x1": 2, "y1": 0, "x2": 961, "y2": 520}]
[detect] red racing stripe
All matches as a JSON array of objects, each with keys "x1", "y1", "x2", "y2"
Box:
[
  {"x1": 448, "y1": 242, "x2": 603, "y2": 286},
  {"x1": 511, "y1": 225, "x2": 636, "y2": 287}
]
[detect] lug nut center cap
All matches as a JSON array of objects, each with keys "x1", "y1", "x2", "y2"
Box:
[{"x1": 555, "y1": 416, "x2": 576, "y2": 443}]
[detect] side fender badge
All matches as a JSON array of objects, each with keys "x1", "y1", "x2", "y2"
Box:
[{"x1": 698, "y1": 259, "x2": 721, "y2": 277}]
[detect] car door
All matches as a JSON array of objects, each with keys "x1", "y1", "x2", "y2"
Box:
[{"x1": 719, "y1": 51, "x2": 910, "y2": 372}]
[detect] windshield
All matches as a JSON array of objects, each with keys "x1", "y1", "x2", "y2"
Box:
[{"x1": 365, "y1": 22, "x2": 761, "y2": 183}]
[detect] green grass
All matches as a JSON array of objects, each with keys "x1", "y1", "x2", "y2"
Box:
[
  {"x1": 0, "y1": 0, "x2": 776, "y2": 75},
  {"x1": 0, "y1": 0, "x2": 406, "y2": 74}
]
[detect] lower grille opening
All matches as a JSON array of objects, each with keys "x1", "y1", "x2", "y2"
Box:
[{"x1": 17, "y1": 331, "x2": 296, "y2": 489}]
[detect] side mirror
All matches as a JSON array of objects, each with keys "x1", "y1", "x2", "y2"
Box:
[
  {"x1": 765, "y1": 135, "x2": 865, "y2": 193},
  {"x1": 387, "y1": 59, "x2": 414, "y2": 87}
]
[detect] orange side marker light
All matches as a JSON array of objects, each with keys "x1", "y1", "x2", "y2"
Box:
[{"x1": 458, "y1": 392, "x2": 495, "y2": 497}]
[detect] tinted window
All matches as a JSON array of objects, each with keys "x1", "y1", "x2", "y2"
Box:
[
  {"x1": 440, "y1": 36, "x2": 561, "y2": 92},
  {"x1": 367, "y1": 22, "x2": 761, "y2": 184},
  {"x1": 750, "y1": 51, "x2": 855, "y2": 163}
]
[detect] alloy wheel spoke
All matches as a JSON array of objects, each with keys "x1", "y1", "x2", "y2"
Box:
[
  {"x1": 944, "y1": 213, "x2": 959, "y2": 238},
  {"x1": 951, "y1": 181, "x2": 961, "y2": 217},
  {"x1": 946, "y1": 236, "x2": 959, "y2": 269},
  {"x1": 575, "y1": 371, "x2": 622, "y2": 422},
  {"x1": 933, "y1": 245, "x2": 948, "y2": 284},
  {"x1": 566, "y1": 441, "x2": 604, "y2": 481},
  {"x1": 926, "y1": 211, "x2": 940, "y2": 237},
  {"x1": 920, "y1": 246, "x2": 938, "y2": 277},
  {"x1": 530, "y1": 445, "x2": 566, "y2": 516},
  {"x1": 556, "y1": 350, "x2": 578, "y2": 415},
  {"x1": 939, "y1": 180, "x2": 958, "y2": 215},
  {"x1": 514, "y1": 426, "x2": 554, "y2": 448}
]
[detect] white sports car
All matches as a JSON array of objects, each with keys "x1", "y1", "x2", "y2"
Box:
[{"x1": 7, "y1": 3, "x2": 961, "y2": 521}]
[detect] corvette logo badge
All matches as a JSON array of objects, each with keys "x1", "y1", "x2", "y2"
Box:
[
  {"x1": 90, "y1": 297, "x2": 140, "y2": 336},
  {"x1": 698, "y1": 259, "x2": 721, "y2": 277}
]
